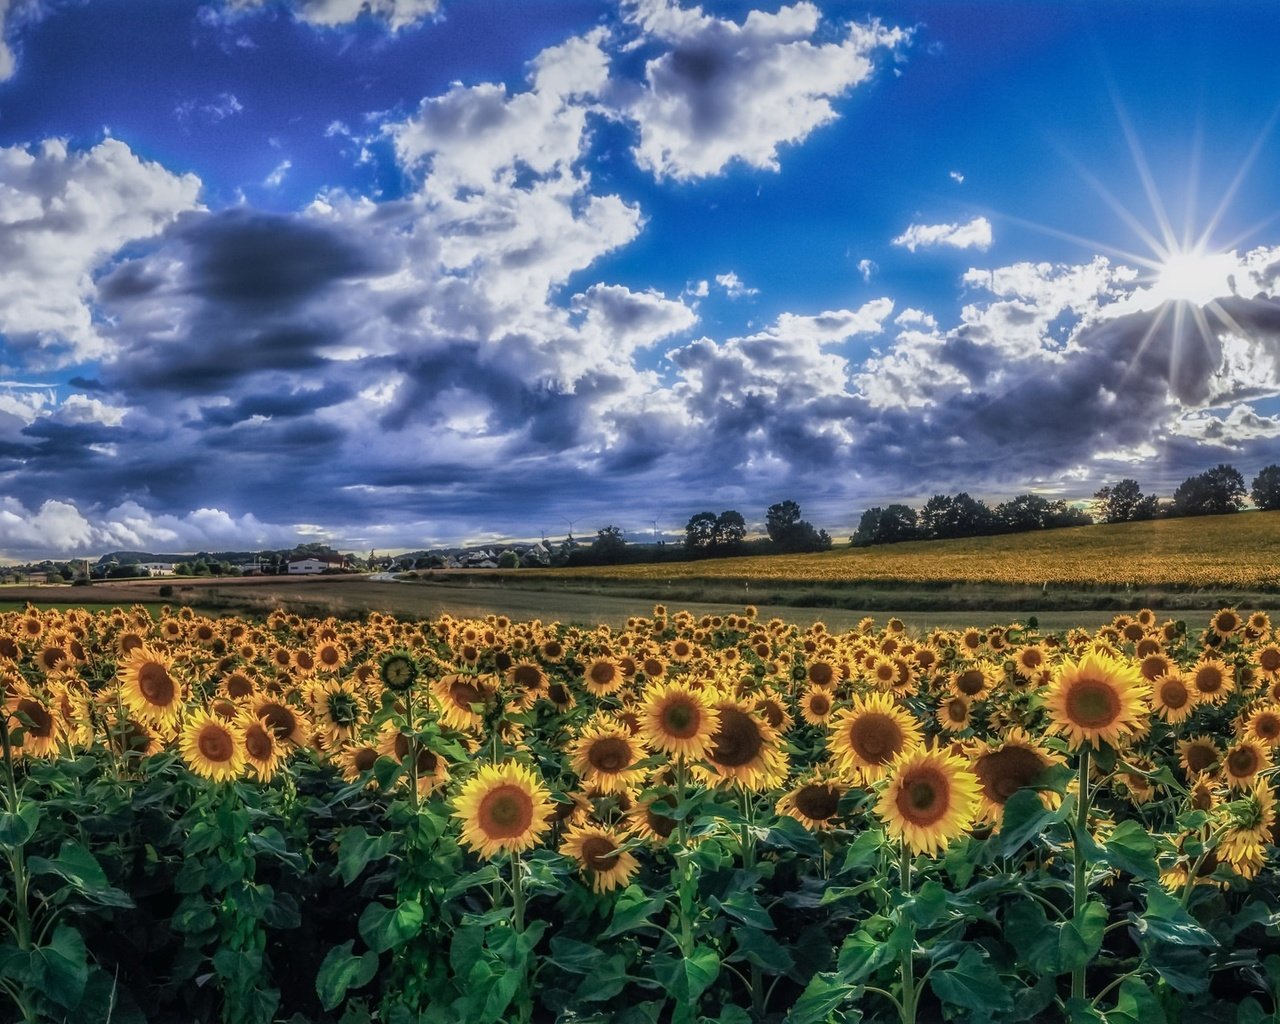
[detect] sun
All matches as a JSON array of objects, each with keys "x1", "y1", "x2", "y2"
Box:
[{"x1": 1148, "y1": 246, "x2": 1238, "y2": 307}]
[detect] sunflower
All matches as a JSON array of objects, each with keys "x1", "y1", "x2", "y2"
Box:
[
  {"x1": 1223, "y1": 738, "x2": 1271, "y2": 789},
  {"x1": 452, "y1": 761, "x2": 554, "y2": 860},
  {"x1": 378, "y1": 724, "x2": 451, "y2": 795},
  {"x1": 754, "y1": 693, "x2": 793, "y2": 733},
  {"x1": 1120, "y1": 756, "x2": 1159, "y2": 806},
  {"x1": 799, "y1": 685, "x2": 835, "y2": 726},
  {"x1": 559, "y1": 822, "x2": 640, "y2": 893},
  {"x1": 958, "y1": 628, "x2": 986, "y2": 656},
  {"x1": 1191, "y1": 659, "x2": 1234, "y2": 705},
  {"x1": 1150, "y1": 671, "x2": 1197, "y2": 724},
  {"x1": 431, "y1": 673, "x2": 495, "y2": 731},
  {"x1": 1211, "y1": 607, "x2": 1242, "y2": 640},
  {"x1": 627, "y1": 792, "x2": 680, "y2": 844},
  {"x1": 337, "y1": 742, "x2": 381, "y2": 786},
  {"x1": 867, "y1": 656, "x2": 899, "y2": 690},
  {"x1": 703, "y1": 699, "x2": 788, "y2": 791},
  {"x1": 950, "y1": 662, "x2": 997, "y2": 700},
  {"x1": 1138, "y1": 652, "x2": 1175, "y2": 684},
  {"x1": 1042, "y1": 652, "x2": 1146, "y2": 750},
  {"x1": 378, "y1": 650, "x2": 419, "y2": 692},
  {"x1": 1013, "y1": 645, "x2": 1049, "y2": 680},
  {"x1": 1178, "y1": 736, "x2": 1222, "y2": 779},
  {"x1": 776, "y1": 771, "x2": 846, "y2": 830},
  {"x1": 221, "y1": 669, "x2": 257, "y2": 701},
  {"x1": 1255, "y1": 644, "x2": 1280, "y2": 681},
  {"x1": 506, "y1": 661, "x2": 548, "y2": 709},
  {"x1": 238, "y1": 712, "x2": 284, "y2": 782},
  {"x1": 568, "y1": 721, "x2": 648, "y2": 794},
  {"x1": 180, "y1": 710, "x2": 245, "y2": 782},
  {"x1": 583, "y1": 658, "x2": 624, "y2": 697},
  {"x1": 876, "y1": 747, "x2": 980, "y2": 857},
  {"x1": 118, "y1": 646, "x2": 183, "y2": 728},
  {"x1": 315, "y1": 641, "x2": 347, "y2": 673},
  {"x1": 254, "y1": 698, "x2": 310, "y2": 747},
  {"x1": 5, "y1": 688, "x2": 61, "y2": 758},
  {"x1": 828, "y1": 691, "x2": 923, "y2": 783},
  {"x1": 310, "y1": 680, "x2": 364, "y2": 745},
  {"x1": 937, "y1": 694, "x2": 973, "y2": 733},
  {"x1": 1246, "y1": 704, "x2": 1280, "y2": 747},
  {"x1": 639, "y1": 680, "x2": 720, "y2": 760},
  {"x1": 969, "y1": 728, "x2": 1061, "y2": 825}
]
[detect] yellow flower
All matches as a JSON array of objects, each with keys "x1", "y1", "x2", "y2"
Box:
[
  {"x1": 117, "y1": 646, "x2": 183, "y2": 728},
  {"x1": 703, "y1": 698, "x2": 788, "y2": 791},
  {"x1": 828, "y1": 691, "x2": 922, "y2": 783},
  {"x1": 968, "y1": 728, "x2": 1061, "y2": 825},
  {"x1": 559, "y1": 822, "x2": 640, "y2": 893},
  {"x1": 639, "y1": 680, "x2": 720, "y2": 760},
  {"x1": 452, "y1": 761, "x2": 554, "y2": 861},
  {"x1": 776, "y1": 771, "x2": 846, "y2": 831},
  {"x1": 1043, "y1": 653, "x2": 1146, "y2": 750},
  {"x1": 1150, "y1": 671, "x2": 1197, "y2": 724},
  {"x1": 568, "y1": 720, "x2": 648, "y2": 794},
  {"x1": 876, "y1": 747, "x2": 980, "y2": 857},
  {"x1": 180, "y1": 710, "x2": 245, "y2": 782}
]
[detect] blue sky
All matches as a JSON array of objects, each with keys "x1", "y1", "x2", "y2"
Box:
[{"x1": 1, "y1": 0, "x2": 1279, "y2": 557}]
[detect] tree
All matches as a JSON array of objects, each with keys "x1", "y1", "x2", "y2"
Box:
[
  {"x1": 851, "y1": 505, "x2": 918, "y2": 547},
  {"x1": 765, "y1": 500, "x2": 829, "y2": 552},
  {"x1": 1172, "y1": 464, "x2": 1247, "y2": 516},
  {"x1": 765, "y1": 501, "x2": 803, "y2": 544},
  {"x1": 591, "y1": 525, "x2": 627, "y2": 562},
  {"x1": 919, "y1": 493, "x2": 994, "y2": 539},
  {"x1": 1252, "y1": 465, "x2": 1280, "y2": 510},
  {"x1": 712, "y1": 510, "x2": 747, "y2": 551},
  {"x1": 1093, "y1": 479, "x2": 1159, "y2": 523},
  {"x1": 496, "y1": 550, "x2": 519, "y2": 569},
  {"x1": 684, "y1": 512, "x2": 718, "y2": 551}
]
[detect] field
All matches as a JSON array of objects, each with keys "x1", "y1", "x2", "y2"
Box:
[
  {"x1": 3, "y1": 600, "x2": 1280, "y2": 1023},
  {"x1": 551, "y1": 511, "x2": 1280, "y2": 589}
]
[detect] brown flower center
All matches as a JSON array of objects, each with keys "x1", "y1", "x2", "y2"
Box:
[
  {"x1": 1157, "y1": 677, "x2": 1189, "y2": 710},
  {"x1": 895, "y1": 767, "x2": 949, "y2": 827},
  {"x1": 660, "y1": 698, "x2": 701, "y2": 738},
  {"x1": 808, "y1": 662, "x2": 834, "y2": 687},
  {"x1": 512, "y1": 665, "x2": 543, "y2": 690},
  {"x1": 587, "y1": 736, "x2": 632, "y2": 773},
  {"x1": 955, "y1": 669, "x2": 987, "y2": 696},
  {"x1": 1183, "y1": 742, "x2": 1217, "y2": 774},
  {"x1": 1064, "y1": 678, "x2": 1121, "y2": 728},
  {"x1": 974, "y1": 745, "x2": 1044, "y2": 803},
  {"x1": 847, "y1": 712, "x2": 904, "y2": 764},
  {"x1": 16, "y1": 699, "x2": 53, "y2": 738},
  {"x1": 589, "y1": 662, "x2": 618, "y2": 687},
  {"x1": 580, "y1": 835, "x2": 619, "y2": 872},
  {"x1": 260, "y1": 704, "x2": 297, "y2": 740},
  {"x1": 710, "y1": 707, "x2": 765, "y2": 768},
  {"x1": 1194, "y1": 665, "x2": 1225, "y2": 694},
  {"x1": 1228, "y1": 746, "x2": 1260, "y2": 777},
  {"x1": 477, "y1": 785, "x2": 534, "y2": 838},
  {"x1": 245, "y1": 723, "x2": 274, "y2": 761},
  {"x1": 138, "y1": 661, "x2": 176, "y2": 706},
  {"x1": 197, "y1": 723, "x2": 235, "y2": 763},
  {"x1": 353, "y1": 747, "x2": 377, "y2": 772},
  {"x1": 794, "y1": 784, "x2": 840, "y2": 821}
]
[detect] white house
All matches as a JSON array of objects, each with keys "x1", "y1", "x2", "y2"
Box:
[
  {"x1": 140, "y1": 562, "x2": 176, "y2": 576},
  {"x1": 287, "y1": 555, "x2": 348, "y2": 574}
]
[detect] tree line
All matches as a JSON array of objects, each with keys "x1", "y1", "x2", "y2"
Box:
[{"x1": 853, "y1": 463, "x2": 1280, "y2": 548}]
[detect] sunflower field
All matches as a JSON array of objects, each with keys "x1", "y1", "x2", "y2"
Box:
[{"x1": 3, "y1": 603, "x2": 1280, "y2": 1024}]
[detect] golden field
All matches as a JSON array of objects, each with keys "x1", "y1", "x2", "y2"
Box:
[{"x1": 555, "y1": 510, "x2": 1280, "y2": 589}]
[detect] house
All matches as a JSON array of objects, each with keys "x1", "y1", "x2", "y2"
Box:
[
  {"x1": 139, "y1": 562, "x2": 176, "y2": 576},
  {"x1": 287, "y1": 555, "x2": 349, "y2": 574}
]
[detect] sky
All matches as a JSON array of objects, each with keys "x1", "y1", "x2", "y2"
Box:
[{"x1": 1, "y1": 0, "x2": 1279, "y2": 559}]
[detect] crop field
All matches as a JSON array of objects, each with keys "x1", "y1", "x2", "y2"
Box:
[
  {"x1": 3, "y1": 600, "x2": 1280, "y2": 1023},
  {"x1": 555, "y1": 511, "x2": 1280, "y2": 589}
]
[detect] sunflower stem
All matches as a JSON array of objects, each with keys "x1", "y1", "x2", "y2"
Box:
[
  {"x1": 0, "y1": 714, "x2": 32, "y2": 955},
  {"x1": 405, "y1": 684, "x2": 419, "y2": 812},
  {"x1": 739, "y1": 791, "x2": 765, "y2": 1021},
  {"x1": 1071, "y1": 745, "x2": 1092, "y2": 1003},
  {"x1": 898, "y1": 838, "x2": 916, "y2": 1024}
]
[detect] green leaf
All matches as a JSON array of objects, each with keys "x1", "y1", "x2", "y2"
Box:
[
  {"x1": 1142, "y1": 942, "x2": 1210, "y2": 994},
  {"x1": 761, "y1": 816, "x2": 821, "y2": 856},
  {"x1": 1101, "y1": 820, "x2": 1159, "y2": 879},
  {"x1": 336, "y1": 826, "x2": 397, "y2": 885},
  {"x1": 838, "y1": 922, "x2": 908, "y2": 983},
  {"x1": 372, "y1": 754, "x2": 403, "y2": 791},
  {"x1": 905, "y1": 880, "x2": 948, "y2": 928},
  {"x1": 247, "y1": 827, "x2": 305, "y2": 871},
  {"x1": 730, "y1": 926, "x2": 793, "y2": 974},
  {"x1": 33, "y1": 925, "x2": 89, "y2": 1010},
  {"x1": 784, "y1": 972, "x2": 851, "y2": 1024},
  {"x1": 1058, "y1": 900, "x2": 1107, "y2": 974},
  {"x1": 930, "y1": 947, "x2": 1014, "y2": 1013},
  {"x1": 572, "y1": 954, "x2": 630, "y2": 1003},
  {"x1": 0, "y1": 802, "x2": 39, "y2": 848},
  {"x1": 315, "y1": 941, "x2": 378, "y2": 1011},
  {"x1": 359, "y1": 900, "x2": 424, "y2": 954},
  {"x1": 1135, "y1": 884, "x2": 1217, "y2": 947},
  {"x1": 709, "y1": 889, "x2": 774, "y2": 931},
  {"x1": 840, "y1": 828, "x2": 884, "y2": 874},
  {"x1": 1108, "y1": 977, "x2": 1168, "y2": 1024},
  {"x1": 997, "y1": 789, "x2": 1061, "y2": 856},
  {"x1": 28, "y1": 840, "x2": 134, "y2": 908},
  {"x1": 1003, "y1": 898, "x2": 1060, "y2": 973},
  {"x1": 601, "y1": 884, "x2": 665, "y2": 939},
  {"x1": 657, "y1": 945, "x2": 720, "y2": 1005}
]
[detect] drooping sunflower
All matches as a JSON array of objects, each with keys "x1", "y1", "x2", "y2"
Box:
[
  {"x1": 876, "y1": 747, "x2": 980, "y2": 857},
  {"x1": 310, "y1": 680, "x2": 364, "y2": 745},
  {"x1": 180, "y1": 710, "x2": 246, "y2": 782},
  {"x1": 627, "y1": 791, "x2": 680, "y2": 844},
  {"x1": 754, "y1": 693, "x2": 794, "y2": 734},
  {"x1": 1042, "y1": 652, "x2": 1146, "y2": 750},
  {"x1": 776, "y1": 771, "x2": 847, "y2": 830},
  {"x1": 238, "y1": 712, "x2": 284, "y2": 782},
  {"x1": 559, "y1": 822, "x2": 640, "y2": 893},
  {"x1": 1150, "y1": 671, "x2": 1197, "y2": 724},
  {"x1": 703, "y1": 699, "x2": 788, "y2": 791},
  {"x1": 639, "y1": 680, "x2": 720, "y2": 760},
  {"x1": 452, "y1": 761, "x2": 554, "y2": 860},
  {"x1": 1223, "y1": 738, "x2": 1271, "y2": 789},
  {"x1": 568, "y1": 721, "x2": 649, "y2": 794},
  {"x1": 118, "y1": 646, "x2": 183, "y2": 728},
  {"x1": 828, "y1": 691, "x2": 923, "y2": 783},
  {"x1": 431, "y1": 673, "x2": 495, "y2": 731},
  {"x1": 968, "y1": 728, "x2": 1061, "y2": 825},
  {"x1": 337, "y1": 742, "x2": 381, "y2": 786}
]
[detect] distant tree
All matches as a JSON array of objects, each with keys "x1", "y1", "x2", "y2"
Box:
[
  {"x1": 851, "y1": 505, "x2": 918, "y2": 547},
  {"x1": 920, "y1": 493, "x2": 994, "y2": 539},
  {"x1": 918, "y1": 495, "x2": 954, "y2": 540},
  {"x1": 1252, "y1": 465, "x2": 1280, "y2": 510},
  {"x1": 591, "y1": 525, "x2": 627, "y2": 562},
  {"x1": 413, "y1": 557, "x2": 434, "y2": 569},
  {"x1": 764, "y1": 500, "x2": 830, "y2": 553},
  {"x1": 1093, "y1": 479, "x2": 1159, "y2": 523},
  {"x1": 765, "y1": 501, "x2": 803, "y2": 544},
  {"x1": 175, "y1": 562, "x2": 192, "y2": 576},
  {"x1": 995, "y1": 494, "x2": 1055, "y2": 533},
  {"x1": 109, "y1": 563, "x2": 141, "y2": 579},
  {"x1": 1172, "y1": 464, "x2": 1247, "y2": 516},
  {"x1": 684, "y1": 512, "x2": 719, "y2": 550},
  {"x1": 712, "y1": 510, "x2": 747, "y2": 551},
  {"x1": 496, "y1": 550, "x2": 520, "y2": 569}
]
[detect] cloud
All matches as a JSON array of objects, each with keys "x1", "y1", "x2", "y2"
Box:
[
  {"x1": 263, "y1": 159, "x2": 291, "y2": 188},
  {"x1": 623, "y1": 0, "x2": 909, "y2": 180},
  {"x1": 0, "y1": 0, "x2": 13, "y2": 81},
  {"x1": 856, "y1": 258, "x2": 876, "y2": 281},
  {"x1": 949, "y1": 169, "x2": 964, "y2": 184},
  {"x1": 714, "y1": 271, "x2": 758, "y2": 299},
  {"x1": 218, "y1": 0, "x2": 439, "y2": 31},
  {"x1": 892, "y1": 215, "x2": 992, "y2": 253},
  {"x1": 0, "y1": 137, "x2": 202, "y2": 365}
]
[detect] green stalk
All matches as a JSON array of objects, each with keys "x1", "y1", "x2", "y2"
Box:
[
  {"x1": 739, "y1": 791, "x2": 764, "y2": 1021},
  {"x1": 0, "y1": 715, "x2": 31, "y2": 954},
  {"x1": 673, "y1": 755, "x2": 697, "y2": 1024},
  {"x1": 510, "y1": 854, "x2": 531, "y2": 1024},
  {"x1": 405, "y1": 684, "x2": 419, "y2": 811},
  {"x1": 1071, "y1": 746, "x2": 1092, "y2": 1003},
  {"x1": 899, "y1": 839, "x2": 916, "y2": 1024}
]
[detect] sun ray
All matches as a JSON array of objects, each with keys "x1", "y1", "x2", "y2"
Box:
[
  {"x1": 1197, "y1": 102, "x2": 1280, "y2": 251},
  {"x1": 1106, "y1": 82, "x2": 1179, "y2": 257}
]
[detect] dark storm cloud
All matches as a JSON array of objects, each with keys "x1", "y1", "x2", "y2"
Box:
[{"x1": 196, "y1": 382, "x2": 355, "y2": 427}]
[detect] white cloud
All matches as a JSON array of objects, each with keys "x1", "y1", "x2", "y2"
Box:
[
  {"x1": 894, "y1": 307, "x2": 936, "y2": 329},
  {"x1": 715, "y1": 271, "x2": 758, "y2": 298},
  {"x1": 0, "y1": 137, "x2": 202, "y2": 365},
  {"x1": 222, "y1": 0, "x2": 438, "y2": 30},
  {"x1": 55, "y1": 393, "x2": 129, "y2": 427},
  {"x1": 856, "y1": 258, "x2": 876, "y2": 281},
  {"x1": 264, "y1": 159, "x2": 292, "y2": 188},
  {"x1": 624, "y1": 0, "x2": 909, "y2": 180},
  {"x1": 949, "y1": 169, "x2": 964, "y2": 184},
  {"x1": 892, "y1": 215, "x2": 992, "y2": 253},
  {"x1": 0, "y1": 0, "x2": 14, "y2": 81},
  {"x1": 773, "y1": 298, "x2": 893, "y2": 343}
]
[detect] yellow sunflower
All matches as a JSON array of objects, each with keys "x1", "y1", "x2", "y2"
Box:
[
  {"x1": 828, "y1": 691, "x2": 923, "y2": 783},
  {"x1": 1246, "y1": 704, "x2": 1280, "y2": 747},
  {"x1": 1210, "y1": 607, "x2": 1242, "y2": 640},
  {"x1": 431, "y1": 673, "x2": 495, "y2": 731},
  {"x1": 1177, "y1": 736, "x2": 1221, "y2": 779},
  {"x1": 950, "y1": 662, "x2": 998, "y2": 700},
  {"x1": 337, "y1": 742, "x2": 381, "y2": 786},
  {"x1": 1223, "y1": 738, "x2": 1271, "y2": 789},
  {"x1": 583, "y1": 658, "x2": 624, "y2": 697},
  {"x1": 936, "y1": 694, "x2": 973, "y2": 733},
  {"x1": 776, "y1": 770, "x2": 846, "y2": 830},
  {"x1": 1042, "y1": 652, "x2": 1146, "y2": 750},
  {"x1": 1150, "y1": 671, "x2": 1197, "y2": 724},
  {"x1": 568, "y1": 721, "x2": 649, "y2": 794},
  {"x1": 452, "y1": 761, "x2": 554, "y2": 860},
  {"x1": 876, "y1": 747, "x2": 980, "y2": 857},
  {"x1": 968, "y1": 728, "x2": 1061, "y2": 825},
  {"x1": 1254, "y1": 644, "x2": 1280, "y2": 681},
  {"x1": 799, "y1": 685, "x2": 835, "y2": 726},
  {"x1": 638, "y1": 680, "x2": 720, "y2": 760},
  {"x1": 5, "y1": 687, "x2": 62, "y2": 758},
  {"x1": 180, "y1": 710, "x2": 245, "y2": 782},
  {"x1": 1190, "y1": 659, "x2": 1235, "y2": 706},
  {"x1": 310, "y1": 680, "x2": 364, "y2": 745},
  {"x1": 703, "y1": 699, "x2": 788, "y2": 791},
  {"x1": 559, "y1": 822, "x2": 640, "y2": 893},
  {"x1": 117, "y1": 646, "x2": 183, "y2": 728},
  {"x1": 238, "y1": 711, "x2": 284, "y2": 782}
]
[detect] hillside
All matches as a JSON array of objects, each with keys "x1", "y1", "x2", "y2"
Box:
[{"x1": 548, "y1": 510, "x2": 1280, "y2": 589}]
